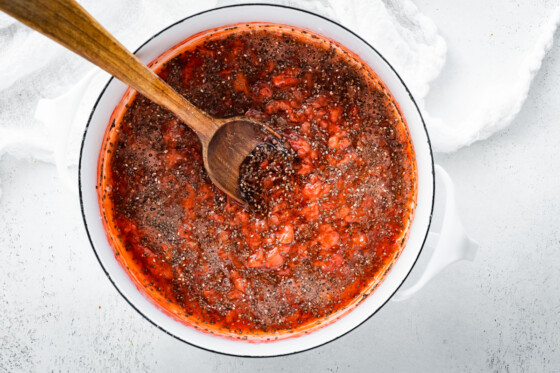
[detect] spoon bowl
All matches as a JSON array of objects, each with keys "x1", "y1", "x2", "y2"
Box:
[{"x1": 204, "y1": 117, "x2": 281, "y2": 203}]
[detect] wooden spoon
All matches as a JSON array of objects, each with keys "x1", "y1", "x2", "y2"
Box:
[{"x1": 0, "y1": 0, "x2": 281, "y2": 204}]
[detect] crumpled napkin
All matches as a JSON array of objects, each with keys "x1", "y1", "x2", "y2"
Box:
[{"x1": 0, "y1": 0, "x2": 559, "y2": 197}]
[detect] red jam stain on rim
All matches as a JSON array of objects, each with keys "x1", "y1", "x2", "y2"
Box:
[{"x1": 97, "y1": 23, "x2": 417, "y2": 342}]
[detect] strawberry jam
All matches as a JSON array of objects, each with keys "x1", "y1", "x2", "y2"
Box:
[{"x1": 98, "y1": 24, "x2": 417, "y2": 340}]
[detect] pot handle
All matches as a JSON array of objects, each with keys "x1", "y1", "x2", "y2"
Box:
[{"x1": 392, "y1": 164, "x2": 478, "y2": 301}]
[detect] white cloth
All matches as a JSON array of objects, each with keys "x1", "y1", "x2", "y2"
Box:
[{"x1": 0, "y1": 0, "x2": 558, "y2": 197}]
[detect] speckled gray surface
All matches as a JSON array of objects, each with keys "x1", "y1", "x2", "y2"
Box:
[{"x1": 1, "y1": 5, "x2": 560, "y2": 373}]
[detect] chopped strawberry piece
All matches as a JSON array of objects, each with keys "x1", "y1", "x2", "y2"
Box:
[
  {"x1": 264, "y1": 247, "x2": 284, "y2": 268},
  {"x1": 272, "y1": 75, "x2": 299, "y2": 87},
  {"x1": 317, "y1": 230, "x2": 340, "y2": 249},
  {"x1": 248, "y1": 250, "x2": 264, "y2": 268},
  {"x1": 277, "y1": 224, "x2": 294, "y2": 244}
]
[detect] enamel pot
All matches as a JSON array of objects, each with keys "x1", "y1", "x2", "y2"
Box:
[{"x1": 79, "y1": 4, "x2": 477, "y2": 357}]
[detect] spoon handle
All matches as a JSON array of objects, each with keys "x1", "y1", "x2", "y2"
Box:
[{"x1": 0, "y1": 0, "x2": 218, "y2": 142}]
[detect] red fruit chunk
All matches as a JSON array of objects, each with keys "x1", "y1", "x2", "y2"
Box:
[{"x1": 264, "y1": 247, "x2": 284, "y2": 268}]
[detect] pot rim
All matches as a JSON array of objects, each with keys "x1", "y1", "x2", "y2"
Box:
[{"x1": 78, "y1": 3, "x2": 435, "y2": 358}]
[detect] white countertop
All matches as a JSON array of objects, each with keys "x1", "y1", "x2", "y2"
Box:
[{"x1": 1, "y1": 1, "x2": 559, "y2": 371}]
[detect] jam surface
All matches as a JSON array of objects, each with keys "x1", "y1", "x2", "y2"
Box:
[{"x1": 98, "y1": 24, "x2": 417, "y2": 339}]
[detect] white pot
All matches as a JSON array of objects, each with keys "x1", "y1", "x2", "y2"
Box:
[{"x1": 79, "y1": 4, "x2": 477, "y2": 357}]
